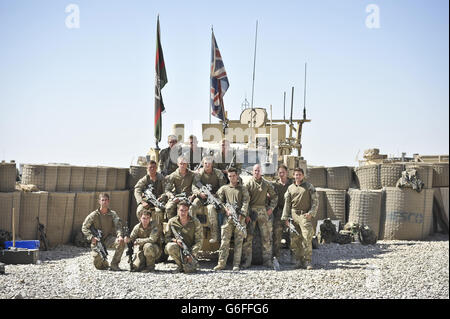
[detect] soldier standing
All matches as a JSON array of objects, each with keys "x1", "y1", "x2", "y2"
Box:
[
  {"x1": 184, "y1": 135, "x2": 206, "y2": 171},
  {"x1": 213, "y1": 138, "x2": 242, "y2": 183},
  {"x1": 213, "y1": 168, "x2": 249, "y2": 271},
  {"x1": 81, "y1": 193, "x2": 127, "y2": 271},
  {"x1": 128, "y1": 211, "x2": 162, "y2": 273},
  {"x1": 242, "y1": 164, "x2": 278, "y2": 269},
  {"x1": 281, "y1": 167, "x2": 319, "y2": 270},
  {"x1": 165, "y1": 202, "x2": 203, "y2": 273},
  {"x1": 271, "y1": 165, "x2": 293, "y2": 260},
  {"x1": 164, "y1": 156, "x2": 196, "y2": 220},
  {"x1": 159, "y1": 134, "x2": 182, "y2": 176},
  {"x1": 134, "y1": 160, "x2": 166, "y2": 227},
  {"x1": 191, "y1": 156, "x2": 226, "y2": 243}
]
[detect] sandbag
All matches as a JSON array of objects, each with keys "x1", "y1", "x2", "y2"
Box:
[
  {"x1": 405, "y1": 163, "x2": 433, "y2": 189},
  {"x1": 432, "y1": 163, "x2": 449, "y2": 187}
]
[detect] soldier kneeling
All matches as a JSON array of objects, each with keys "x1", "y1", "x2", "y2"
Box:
[
  {"x1": 165, "y1": 201, "x2": 203, "y2": 273},
  {"x1": 129, "y1": 211, "x2": 162, "y2": 273}
]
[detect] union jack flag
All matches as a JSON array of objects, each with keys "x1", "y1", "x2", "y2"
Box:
[{"x1": 210, "y1": 31, "x2": 229, "y2": 122}]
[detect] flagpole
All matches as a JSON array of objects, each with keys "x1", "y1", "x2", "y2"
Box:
[
  {"x1": 250, "y1": 20, "x2": 258, "y2": 147},
  {"x1": 210, "y1": 26, "x2": 213, "y2": 124}
]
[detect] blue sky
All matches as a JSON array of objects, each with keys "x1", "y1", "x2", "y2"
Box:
[{"x1": 0, "y1": 0, "x2": 448, "y2": 168}]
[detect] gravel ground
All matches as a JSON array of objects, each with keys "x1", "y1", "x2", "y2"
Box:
[{"x1": 1, "y1": 233, "x2": 448, "y2": 299}]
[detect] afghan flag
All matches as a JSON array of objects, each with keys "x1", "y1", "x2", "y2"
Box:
[{"x1": 155, "y1": 15, "x2": 167, "y2": 145}]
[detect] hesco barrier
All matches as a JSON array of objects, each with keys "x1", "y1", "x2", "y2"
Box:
[
  {"x1": 0, "y1": 192, "x2": 21, "y2": 234},
  {"x1": 19, "y1": 192, "x2": 48, "y2": 240},
  {"x1": 348, "y1": 189, "x2": 383, "y2": 238},
  {"x1": 306, "y1": 166, "x2": 327, "y2": 188},
  {"x1": 72, "y1": 192, "x2": 96, "y2": 239},
  {"x1": 326, "y1": 166, "x2": 353, "y2": 190},
  {"x1": 355, "y1": 165, "x2": 381, "y2": 190},
  {"x1": 312, "y1": 188, "x2": 327, "y2": 233},
  {"x1": 127, "y1": 166, "x2": 147, "y2": 228},
  {"x1": 405, "y1": 163, "x2": 434, "y2": 189},
  {"x1": 0, "y1": 162, "x2": 17, "y2": 192},
  {"x1": 320, "y1": 188, "x2": 346, "y2": 227},
  {"x1": 380, "y1": 163, "x2": 405, "y2": 188},
  {"x1": 382, "y1": 187, "x2": 434, "y2": 240},
  {"x1": 21, "y1": 164, "x2": 129, "y2": 192},
  {"x1": 432, "y1": 163, "x2": 449, "y2": 187},
  {"x1": 46, "y1": 193, "x2": 75, "y2": 247}
]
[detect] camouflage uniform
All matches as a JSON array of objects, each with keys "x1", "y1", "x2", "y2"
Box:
[
  {"x1": 213, "y1": 149, "x2": 242, "y2": 183},
  {"x1": 215, "y1": 181, "x2": 250, "y2": 269},
  {"x1": 271, "y1": 178, "x2": 293, "y2": 258},
  {"x1": 81, "y1": 209, "x2": 125, "y2": 270},
  {"x1": 191, "y1": 167, "x2": 226, "y2": 240},
  {"x1": 129, "y1": 218, "x2": 162, "y2": 271},
  {"x1": 242, "y1": 177, "x2": 278, "y2": 267},
  {"x1": 159, "y1": 144, "x2": 182, "y2": 176},
  {"x1": 164, "y1": 168, "x2": 195, "y2": 220},
  {"x1": 281, "y1": 181, "x2": 319, "y2": 267},
  {"x1": 134, "y1": 173, "x2": 166, "y2": 226},
  {"x1": 164, "y1": 215, "x2": 203, "y2": 273},
  {"x1": 183, "y1": 146, "x2": 207, "y2": 171}
]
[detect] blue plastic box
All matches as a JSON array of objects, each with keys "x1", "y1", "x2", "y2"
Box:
[{"x1": 4, "y1": 240, "x2": 40, "y2": 250}]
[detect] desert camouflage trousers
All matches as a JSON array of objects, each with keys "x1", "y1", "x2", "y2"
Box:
[
  {"x1": 133, "y1": 242, "x2": 161, "y2": 270},
  {"x1": 91, "y1": 235, "x2": 125, "y2": 270},
  {"x1": 165, "y1": 242, "x2": 199, "y2": 273},
  {"x1": 290, "y1": 213, "x2": 314, "y2": 263},
  {"x1": 242, "y1": 207, "x2": 273, "y2": 265},
  {"x1": 272, "y1": 207, "x2": 284, "y2": 259},
  {"x1": 217, "y1": 216, "x2": 247, "y2": 267}
]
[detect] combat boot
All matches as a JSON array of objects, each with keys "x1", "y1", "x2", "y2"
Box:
[
  {"x1": 241, "y1": 258, "x2": 252, "y2": 269},
  {"x1": 213, "y1": 262, "x2": 226, "y2": 271},
  {"x1": 304, "y1": 261, "x2": 314, "y2": 270},
  {"x1": 141, "y1": 265, "x2": 155, "y2": 273},
  {"x1": 109, "y1": 263, "x2": 122, "y2": 271},
  {"x1": 232, "y1": 265, "x2": 240, "y2": 272}
]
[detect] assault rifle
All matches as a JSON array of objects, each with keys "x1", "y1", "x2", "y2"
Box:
[
  {"x1": 171, "y1": 192, "x2": 193, "y2": 205},
  {"x1": 196, "y1": 182, "x2": 221, "y2": 210},
  {"x1": 287, "y1": 218, "x2": 300, "y2": 236},
  {"x1": 123, "y1": 226, "x2": 135, "y2": 271},
  {"x1": 36, "y1": 217, "x2": 49, "y2": 251},
  {"x1": 143, "y1": 185, "x2": 165, "y2": 210},
  {"x1": 90, "y1": 226, "x2": 108, "y2": 261},
  {"x1": 196, "y1": 181, "x2": 247, "y2": 235},
  {"x1": 223, "y1": 202, "x2": 247, "y2": 236},
  {"x1": 225, "y1": 152, "x2": 236, "y2": 171},
  {"x1": 170, "y1": 225, "x2": 197, "y2": 264}
]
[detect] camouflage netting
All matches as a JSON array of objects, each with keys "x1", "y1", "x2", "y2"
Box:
[{"x1": 405, "y1": 163, "x2": 433, "y2": 189}]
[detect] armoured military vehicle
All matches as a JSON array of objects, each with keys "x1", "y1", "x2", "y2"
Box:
[{"x1": 147, "y1": 106, "x2": 311, "y2": 264}]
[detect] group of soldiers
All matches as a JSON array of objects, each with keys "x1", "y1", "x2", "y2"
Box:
[{"x1": 81, "y1": 134, "x2": 319, "y2": 273}]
